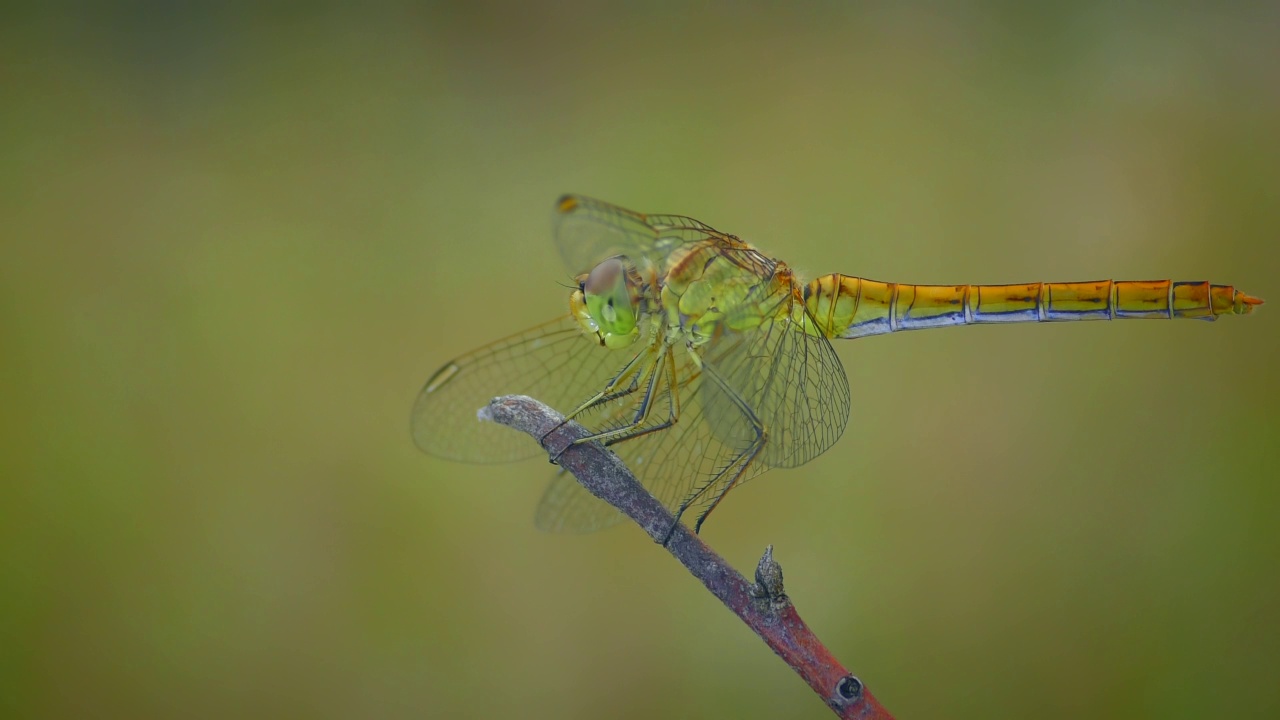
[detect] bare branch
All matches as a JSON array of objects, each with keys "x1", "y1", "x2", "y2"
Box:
[{"x1": 480, "y1": 395, "x2": 895, "y2": 719}]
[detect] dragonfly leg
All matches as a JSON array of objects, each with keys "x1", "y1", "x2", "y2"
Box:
[
  {"x1": 541, "y1": 345, "x2": 654, "y2": 459},
  {"x1": 658, "y1": 435, "x2": 764, "y2": 543},
  {"x1": 595, "y1": 362, "x2": 683, "y2": 453},
  {"x1": 569, "y1": 348, "x2": 673, "y2": 447},
  {"x1": 575, "y1": 343, "x2": 658, "y2": 412},
  {"x1": 661, "y1": 361, "x2": 766, "y2": 543},
  {"x1": 547, "y1": 346, "x2": 670, "y2": 462},
  {"x1": 597, "y1": 344, "x2": 685, "y2": 448},
  {"x1": 693, "y1": 441, "x2": 763, "y2": 535},
  {"x1": 544, "y1": 378, "x2": 643, "y2": 462}
]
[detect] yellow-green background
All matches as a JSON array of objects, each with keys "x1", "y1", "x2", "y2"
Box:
[{"x1": 3, "y1": 3, "x2": 1277, "y2": 718}]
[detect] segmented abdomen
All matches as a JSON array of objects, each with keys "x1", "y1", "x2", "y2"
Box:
[{"x1": 803, "y1": 277, "x2": 1263, "y2": 340}]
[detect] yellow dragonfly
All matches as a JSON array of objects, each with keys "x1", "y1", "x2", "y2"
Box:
[{"x1": 412, "y1": 195, "x2": 1262, "y2": 534}]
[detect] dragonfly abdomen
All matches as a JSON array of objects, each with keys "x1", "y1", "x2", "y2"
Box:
[{"x1": 804, "y1": 276, "x2": 1262, "y2": 340}]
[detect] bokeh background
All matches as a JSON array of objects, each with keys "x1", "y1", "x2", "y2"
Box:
[{"x1": 3, "y1": 2, "x2": 1277, "y2": 718}]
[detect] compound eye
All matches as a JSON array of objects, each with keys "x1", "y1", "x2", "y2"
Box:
[
  {"x1": 581, "y1": 257, "x2": 638, "y2": 346},
  {"x1": 582, "y1": 257, "x2": 624, "y2": 297}
]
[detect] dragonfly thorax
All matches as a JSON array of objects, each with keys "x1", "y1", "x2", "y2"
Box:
[{"x1": 570, "y1": 255, "x2": 647, "y2": 349}]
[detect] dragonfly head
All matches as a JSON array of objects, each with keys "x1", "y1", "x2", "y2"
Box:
[{"x1": 570, "y1": 256, "x2": 642, "y2": 349}]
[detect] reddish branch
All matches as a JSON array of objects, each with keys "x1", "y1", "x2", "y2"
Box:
[{"x1": 480, "y1": 395, "x2": 895, "y2": 720}]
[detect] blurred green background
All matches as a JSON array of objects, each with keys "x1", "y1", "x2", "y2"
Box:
[{"x1": 3, "y1": 2, "x2": 1277, "y2": 718}]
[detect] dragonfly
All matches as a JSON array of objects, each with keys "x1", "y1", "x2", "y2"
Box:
[{"x1": 412, "y1": 195, "x2": 1262, "y2": 535}]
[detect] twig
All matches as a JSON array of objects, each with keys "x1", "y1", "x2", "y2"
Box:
[{"x1": 480, "y1": 395, "x2": 895, "y2": 719}]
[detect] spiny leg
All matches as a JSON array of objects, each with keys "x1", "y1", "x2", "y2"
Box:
[
  {"x1": 657, "y1": 429, "x2": 764, "y2": 544},
  {"x1": 542, "y1": 376, "x2": 644, "y2": 463},
  {"x1": 547, "y1": 346, "x2": 672, "y2": 462},
  {"x1": 589, "y1": 350, "x2": 686, "y2": 457},
  {"x1": 540, "y1": 344, "x2": 654, "y2": 455},
  {"x1": 660, "y1": 361, "x2": 766, "y2": 543},
  {"x1": 693, "y1": 439, "x2": 764, "y2": 535},
  {"x1": 555, "y1": 346, "x2": 687, "y2": 467},
  {"x1": 582, "y1": 345, "x2": 683, "y2": 447},
  {"x1": 565, "y1": 343, "x2": 654, "y2": 415}
]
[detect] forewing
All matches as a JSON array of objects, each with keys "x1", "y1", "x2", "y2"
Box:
[
  {"x1": 553, "y1": 194, "x2": 724, "y2": 273},
  {"x1": 411, "y1": 315, "x2": 628, "y2": 463}
]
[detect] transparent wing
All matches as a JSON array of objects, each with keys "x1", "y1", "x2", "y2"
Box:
[
  {"x1": 553, "y1": 194, "x2": 725, "y2": 273},
  {"x1": 533, "y1": 285, "x2": 852, "y2": 532},
  {"x1": 411, "y1": 315, "x2": 635, "y2": 463},
  {"x1": 708, "y1": 298, "x2": 851, "y2": 469},
  {"x1": 534, "y1": 471, "x2": 625, "y2": 533}
]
